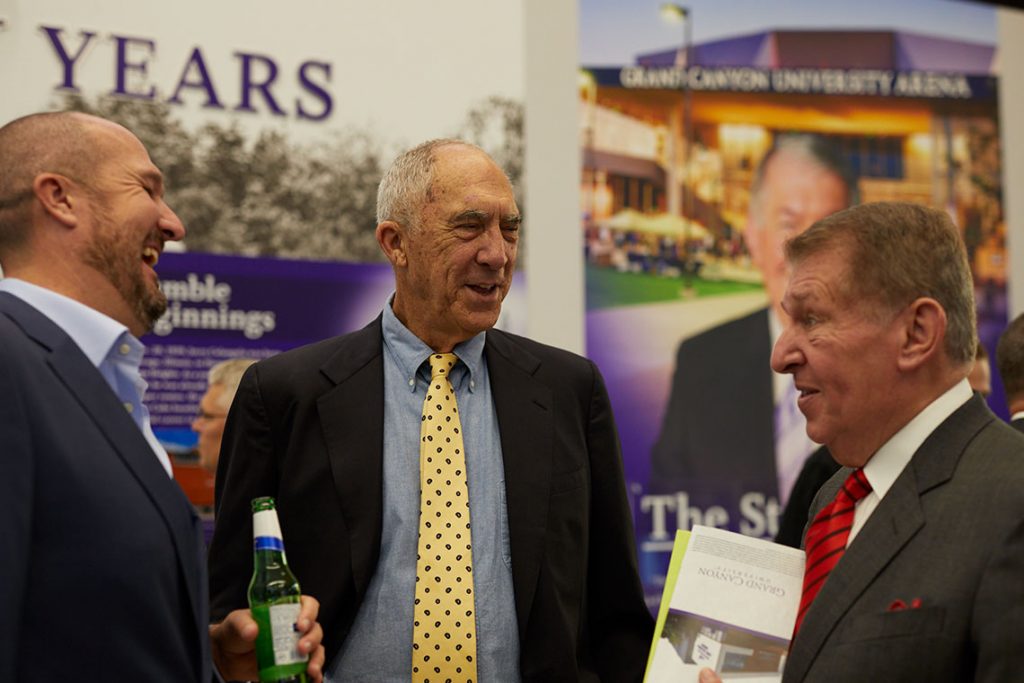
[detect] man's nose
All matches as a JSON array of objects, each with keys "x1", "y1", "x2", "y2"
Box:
[
  {"x1": 770, "y1": 327, "x2": 801, "y2": 375},
  {"x1": 159, "y1": 201, "x2": 186, "y2": 242},
  {"x1": 477, "y1": 224, "x2": 509, "y2": 269}
]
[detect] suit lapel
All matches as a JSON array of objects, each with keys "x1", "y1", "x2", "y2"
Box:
[
  {"x1": 785, "y1": 395, "x2": 993, "y2": 682},
  {"x1": 317, "y1": 318, "x2": 386, "y2": 596},
  {"x1": 750, "y1": 309, "x2": 779, "y2": 494},
  {"x1": 1, "y1": 293, "x2": 206, "y2": 661},
  {"x1": 485, "y1": 330, "x2": 554, "y2": 638},
  {"x1": 785, "y1": 471, "x2": 925, "y2": 682}
]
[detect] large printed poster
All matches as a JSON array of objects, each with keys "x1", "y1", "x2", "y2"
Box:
[
  {"x1": 580, "y1": 0, "x2": 1008, "y2": 608},
  {"x1": 0, "y1": 2, "x2": 525, "y2": 493}
]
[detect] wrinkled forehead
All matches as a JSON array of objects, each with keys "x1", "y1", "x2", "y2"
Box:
[
  {"x1": 80, "y1": 117, "x2": 161, "y2": 183},
  {"x1": 787, "y1": 244, "x2": 857, "y2": 301},
  {"x1": 430, "y1": 146, "x2": 515, "y2": 203}
]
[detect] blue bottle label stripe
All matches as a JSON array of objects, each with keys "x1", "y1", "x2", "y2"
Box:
[{"x1": 254, "y1": 536, "x2": 285, "y2": 552}]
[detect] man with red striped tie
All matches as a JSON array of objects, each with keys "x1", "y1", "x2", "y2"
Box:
[{"x1": 701, "y1": 201, "x2": 1024, "y2": 683}]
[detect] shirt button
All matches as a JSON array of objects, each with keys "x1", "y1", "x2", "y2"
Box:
[
  {"x1": 408, "y1": 378, "x2": 415, "y2": 386},
  {"x1": 470, "y1": 380, "x2": 476, "y2": 390},
  {"x1": 119, "y1": 343, "x2": 131, "y2": 355},
  {"x1": 123, "y1": 402, "x2": 134, "y2": 413}
]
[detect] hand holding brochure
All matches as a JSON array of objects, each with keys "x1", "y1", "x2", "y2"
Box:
[{"x1": 645, "y1": 525, "x2": 805, "y2": 682}]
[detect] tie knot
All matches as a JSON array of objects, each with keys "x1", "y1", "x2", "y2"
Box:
[
  {"x1": 840, "y1": 468, "x2": 872, "y2": 503},
  {"x1": 428, "y1": 353, "x2": 458, "y2": 380}
]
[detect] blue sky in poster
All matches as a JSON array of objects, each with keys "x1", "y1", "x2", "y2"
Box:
[{"x1": 580, "y1": 0, "x2": 997, "y2": 66}]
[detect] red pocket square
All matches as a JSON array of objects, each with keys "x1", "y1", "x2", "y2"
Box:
[{"x1": 887, "y1": 598, "x2": 923, "y2": 611}]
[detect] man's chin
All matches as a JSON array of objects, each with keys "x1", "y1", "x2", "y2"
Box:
[
  {"x1": 137, "y1": 293, "x2": 168, "y2": 335},
  {"x1": 460, "y1": 308, "x2": 501, "y2": 333}
]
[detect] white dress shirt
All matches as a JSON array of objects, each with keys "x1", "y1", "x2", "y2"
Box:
[{"x1": 849, "y1": 378, "x2": 973, "y2": 544}]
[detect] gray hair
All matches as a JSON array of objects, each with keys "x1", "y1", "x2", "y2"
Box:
[
  {"x1": 786, "y1": 201, "x2": 977, "y2": 366},
  {"x1": 376, "y1": 138, "x2": 492, "y2": 230},
  {"x1": 750, "y1": 133, "x2": 858, "y2": 216},
  {"x1": 207, "y1": 358, "x2": 257, "y2": 411}
]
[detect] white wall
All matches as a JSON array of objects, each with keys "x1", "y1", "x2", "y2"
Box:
[
  {"x1": 998, "y1": 7, "x2": 1024, "y2": 318},
  {"x1": 524, "y1": 0, "x2": 585, "y2": 353}
]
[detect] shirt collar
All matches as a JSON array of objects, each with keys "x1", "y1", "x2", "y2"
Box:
[
  {"x1": 863, "y1": 378, "x2": 973, "y2": 499},
  {"x1": 0, "y1": 277, "x2": 131, "y2": 367},
  {"x1": 381, "y1": 294, "x2": 486, "y2": 392}
]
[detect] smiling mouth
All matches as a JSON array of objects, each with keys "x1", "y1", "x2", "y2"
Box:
[
  {"x1": 468, "y1": 283, "x2": 499, "y2": 295},
  {"x1": 796, "y1": 386, "x2": 819, "y2": 400},
  {"x1": 142, "y1": 246, "x2": 160, "y2": 267}
]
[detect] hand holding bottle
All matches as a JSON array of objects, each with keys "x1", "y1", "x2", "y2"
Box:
[{"x1": 210, "y1": 595, "x2": 325, "y2": 682}]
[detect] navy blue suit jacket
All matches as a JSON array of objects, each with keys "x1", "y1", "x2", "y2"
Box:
[{"x1": 0, "y1": 292, "x2": 210, "y2": 682}]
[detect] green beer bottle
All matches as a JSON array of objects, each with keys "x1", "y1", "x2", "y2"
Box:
[{"x1": 249, "y1": 496, "x2": 308, "y2": 683}]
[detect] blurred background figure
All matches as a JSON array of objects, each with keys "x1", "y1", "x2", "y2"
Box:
[
  {"x1": 192, "y1": 358, "x2": 257, "y2": 473},
  {"x1": 180, "y1": 357, "x2": 255, "y2": 544},
  {"x1": 968, "y1": 341, "x2": 992, "y2": 398},
  {"x1": 997, "y1": 312, "x2": 1024, "y2": 432},
  {"x1": 651, "y1": 134, "x2": 856, "y2": 522}
]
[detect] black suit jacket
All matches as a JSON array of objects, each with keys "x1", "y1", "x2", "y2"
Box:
[
  {"x1": 785, "y1": 395, "x2": 1024, "y2": 682},
  {"x1": 208, "y1": 317, "x2": 653, "y2": 681},
  {"x1": 0, "y1": 292, "x2": 210, "y2": 682},
  {"x1": 650, "y1": 308, "x2": 779, "y2": 520}
]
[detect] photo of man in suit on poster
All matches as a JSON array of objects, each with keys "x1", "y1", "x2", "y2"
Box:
[{"x1": 648, "y1": 134, "x2": 855, "y2": 517}]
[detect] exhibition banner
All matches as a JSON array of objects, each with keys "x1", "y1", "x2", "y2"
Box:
[
  {"x1": 138, "y1": 252, "x2": 396, "y2": 451},
  {"x1": 0, "y1": 1, "x2": 526, "y2": 468},
  {"x1": 580, "y1": 0, "x2": 1009, "y2": 608}
]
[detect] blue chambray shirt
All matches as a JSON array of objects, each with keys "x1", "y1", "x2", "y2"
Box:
[
  {"x1": 329, "y1": 299, "x2": 521, "y2": 682},
  {"x1": 0, "y1": 277, "x2": 171, "y2": 476}
]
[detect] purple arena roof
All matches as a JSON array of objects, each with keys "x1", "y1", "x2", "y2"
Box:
[{"x1": 636, "y1": 29, "x2": 995, "y2": 74}]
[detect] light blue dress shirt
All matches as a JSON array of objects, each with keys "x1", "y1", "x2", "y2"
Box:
[
  {"x1": 0, "y1": 278, "x2": 171, "y2": 476},
  {"x1": 329, "y1": 300, "x2": 521, "y2": 681}
]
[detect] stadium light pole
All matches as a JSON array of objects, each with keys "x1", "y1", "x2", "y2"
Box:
[{"x1": 660, "y1": 4, "x2": 695, "y2": 296}]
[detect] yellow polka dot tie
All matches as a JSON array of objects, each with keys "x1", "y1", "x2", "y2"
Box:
[{"x1": 412, "y1": 353, "x2": 477, "y2": 683}]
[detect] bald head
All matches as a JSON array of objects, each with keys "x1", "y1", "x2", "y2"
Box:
[
  {"x1": 376, "y1": 138, "x2": 506, "y2": 233},
  {"x1": 0, "y1": 110, "x2": 186, "y2": 337},
  {"x1": 0, "y1": 111, "x2": 114, "y2": 255}
]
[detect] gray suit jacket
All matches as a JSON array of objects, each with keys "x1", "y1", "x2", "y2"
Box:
[{"x1": 784, "y1": 394, "x2": 1024, "y2": 682}]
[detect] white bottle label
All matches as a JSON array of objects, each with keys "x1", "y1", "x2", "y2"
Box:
[
  {"x1": 269, "y1": 602, "x2": 303, "y2": 665},
  {"x1": 253, "y1": 509, "x2": 284, "y2": 540}
]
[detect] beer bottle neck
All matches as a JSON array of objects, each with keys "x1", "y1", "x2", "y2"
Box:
[
  {"x1": 254, "y1": 535, "x2": 288, "y2": 564},
  {"x1": 254, "y1": 535, "x2": 285, "y2": 553}
]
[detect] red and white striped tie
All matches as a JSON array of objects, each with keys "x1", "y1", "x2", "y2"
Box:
[{"x1": 793, "y1": 468, "x2": 872, "y2": 637}]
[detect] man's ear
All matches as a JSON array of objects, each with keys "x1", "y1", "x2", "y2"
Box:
[
  {"x1": 32, "y1": 173, "x2": 80, "y2": 228},
  {"x1": 897, "y1": 297, "x2": 946, "y2": 372},
  {"x1": 376, "y1": 221, "x2": 407, "y2": 267}
]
